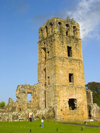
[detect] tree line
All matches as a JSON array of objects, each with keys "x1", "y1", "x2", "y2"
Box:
[{"x1": 86, "y1": 82, "x2": 100, "y2": 106}]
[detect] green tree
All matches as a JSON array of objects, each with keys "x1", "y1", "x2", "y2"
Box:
[
  {"x1": 0, "y1": 101, "x2": 5, "y2": 108},
  {"x1": 86, "y1": 82, "x2": 100, "y2": 106},
  {"x1": 66, "y1": 16, "x2": 76, "y2": 23}
]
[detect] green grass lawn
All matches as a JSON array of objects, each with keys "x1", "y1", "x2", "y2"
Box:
[{"x1": 0, "y1": 120, "x2": 100, "y2": 133}]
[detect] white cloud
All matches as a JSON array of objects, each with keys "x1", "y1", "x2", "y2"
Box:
[
  {"x1": 32, "y1": 0, "x2": 100, "y2": 42},
  {"x1": 65, "y1": 0, "x2": 100, "y2": 40}
]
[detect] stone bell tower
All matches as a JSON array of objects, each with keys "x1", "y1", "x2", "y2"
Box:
[{"x1": 38, "y1": 17, "x2": 88, "y2": 120}]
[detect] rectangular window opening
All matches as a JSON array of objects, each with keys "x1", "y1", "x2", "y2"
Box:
[
  {"x1": 44, "y1": 90, "x2": 46, "y2": 108},
  {"x1": 44, "y1": 68, "x2": 46, "y2": 86},
  {"x1": 27, "y1": 93, "x2": 31, "y2": 102},
  {"x1": 48, "y1": 76, "x2": 50, "y2": 85},
  {"x1": 67, "y1": 46, "x2": 72, "y2": 57},
  {"x1": 68, "y1": 99, "x2": 77, "y2": 110},
  {"x1": 69, "y1": 73, "x2": 74, "y2": 83}
]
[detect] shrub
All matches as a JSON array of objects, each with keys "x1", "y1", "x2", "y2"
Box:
[{"x1": 0, "y1": 101, "x2": 5, "y2": 108}]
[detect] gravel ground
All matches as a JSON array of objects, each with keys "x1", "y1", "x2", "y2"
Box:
[{"x1": 60, "y1": 122, "x2": 100, "y2": 128}]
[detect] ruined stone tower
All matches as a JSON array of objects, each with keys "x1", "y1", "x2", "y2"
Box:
[
  {"x1": 38, "y1": 17, "x2": 88, "y2": 120},
  {"x1": 1, "y1": 17, "x2": 100, "y2": 122}
]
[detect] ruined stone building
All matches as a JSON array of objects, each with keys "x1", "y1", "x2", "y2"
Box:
[
  {"x1": 0, "y1": 17, "x2": 100, "y2": 122},
  {"x1": 38, "y1": 17, "x2": 88, "y2": 120}
]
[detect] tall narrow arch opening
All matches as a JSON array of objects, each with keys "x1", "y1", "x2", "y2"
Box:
[
  {"x1": 58, "y1": 22, "x2": 62, "y2": 31},
  {"x1": 73, "y1": 26, "x2": 76, "y2": 36},
  {"x1": 50, "y1": 23, "x2": 53, "y2": 34},
  {"x1": 44, "y1": 68, "x2": 46, "y2": 86},
  {"x1": 65, "y1": 24, "x2": 69, "y2": 36},
  {"x1": 45, "y1": 26, "x2": 48, "y2": 37},
  {"x1": 44, "y1": 90, "x2": 46, "y2": 108}
]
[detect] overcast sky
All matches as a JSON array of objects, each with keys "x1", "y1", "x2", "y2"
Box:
[{"x1": 0, "y1": 0, "x2": 100, "y2": 104}]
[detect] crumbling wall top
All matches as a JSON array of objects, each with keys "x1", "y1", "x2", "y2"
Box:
[{"x1": 38, "y1": 17, "x2": 80, "y2": 41}]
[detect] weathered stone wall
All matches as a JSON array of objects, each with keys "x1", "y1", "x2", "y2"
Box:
[
  {"x1": 56, "y1": 86, "x2": 88, "y2": 121},
  {"x1": 0, "y1": 112, "x2": 20, "y2": 122},
  {"x1": 55, "y1": 57, "x2": 85, "y2": 86},
  {"x1": 16, "y1": 84, "x2": 40, "y2": 112}
]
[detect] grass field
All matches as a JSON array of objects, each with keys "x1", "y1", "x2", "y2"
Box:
[{"x1": 0, "y1": 120, "x2": 100, "y2": 133}]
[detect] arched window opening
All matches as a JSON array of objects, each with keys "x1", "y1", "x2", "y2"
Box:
[
  {"x1": 58, "y1": 22, "x2": 62, "y2": 31},
  {"x1": 73, "y1": 26, "x2": 76, "y2": 36},
  {"x1": 68, "y1": 99, "x2": 77, "y2": 110},
  {"x1": 50, "y1": 23, "x2": 53, "y2": 34},
  {"x1": 65, "y1": 24, "x2": 69, "y2": 28}
]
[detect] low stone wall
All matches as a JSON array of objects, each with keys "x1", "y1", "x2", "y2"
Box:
[
  {"x1": 0, "y1": 108, "x2": 33, "y2": 122},
  {"x1": 33, "y1": 108, "x2": 55, "y2": 119},
  {"x1": 0, "y1": 108, "x2": 55, "y2": 122},
  {"x1": 0, "y1": 109, "x2": 5, "y2": 113},
  {"x1": 0, "y1": 112, "x2": 19, "y2": 122}
]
